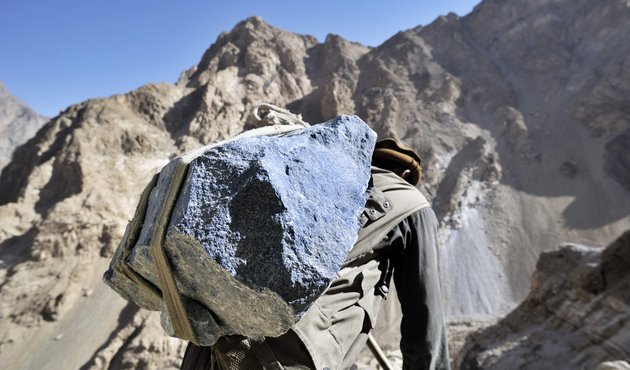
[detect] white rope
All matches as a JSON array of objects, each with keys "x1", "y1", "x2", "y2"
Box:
[
  {"x1": 178, "y1": 104, "x2": 308, "y2": 163},
  {"x1": 251, "y1": 103, "x2": 310, "y2": 127}
]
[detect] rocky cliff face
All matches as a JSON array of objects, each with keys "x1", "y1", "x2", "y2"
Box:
[
  {"x1": 0, "y1": 82, "x2": 48, "y2": 171},
  {"x1": 458, "y1": 230, "x2": 630, "y2": 369},
  {"x1": 1, "y1": 0, "x2": 629, "y2": 369}
]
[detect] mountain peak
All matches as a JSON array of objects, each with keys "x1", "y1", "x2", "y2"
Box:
[
  {"x1": 185, "y1": 16, "x2": 318, "y2": 88},
  {"x1": 238, "y1": 15, "x2": 266, "y2": 27}
]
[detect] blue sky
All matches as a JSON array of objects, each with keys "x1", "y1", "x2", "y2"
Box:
[{"x1": 1, "y1": 0, "x2": 479, "y2": 117}]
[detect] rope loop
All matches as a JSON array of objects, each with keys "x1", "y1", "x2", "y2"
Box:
[{"x1": 251, "y1": 103, "x2": 310, "y2": 128}]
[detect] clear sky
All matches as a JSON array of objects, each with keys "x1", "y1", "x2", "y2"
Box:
[{"x1": 1, "y1": 0, "x2": 479, "y2": 117}]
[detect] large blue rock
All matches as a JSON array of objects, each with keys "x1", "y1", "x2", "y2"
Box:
[
  {"x1": 110, "y1": 115, "x2": 376, "y2": 345},
  {"x1": 170, "y1": 115, "x2": 375, "y2": 311}
]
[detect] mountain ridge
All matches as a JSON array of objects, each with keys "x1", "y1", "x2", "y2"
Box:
[{"x1": 0, "y1": 82, "x2": 49, "y2": 172}]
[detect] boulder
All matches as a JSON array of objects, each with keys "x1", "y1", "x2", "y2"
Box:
[{"x1": 105, "y1": 115, "x2": 376, "y2": 345}]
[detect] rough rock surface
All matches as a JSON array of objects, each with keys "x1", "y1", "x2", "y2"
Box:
[
  {"x1": 0, "y1": 82, "x2": 48, "y2": 171},
  {"x1": 457, "y1": 230, "x2": 630, "y2": 370},
  {"x1": 105, "y1": 116, "x2": 375, "y2": 344},
  {"x1": 1, "y1": 0, "x2": 630, "y2": 368}
]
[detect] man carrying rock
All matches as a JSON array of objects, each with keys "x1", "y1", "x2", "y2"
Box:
[{"x1": 181, "y1": 138, "x2": 451, "y2": 370}]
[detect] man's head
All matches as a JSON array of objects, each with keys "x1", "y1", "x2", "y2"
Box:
[{"x1": 372, "y1": 138, "x2": 422, "y2": 185}]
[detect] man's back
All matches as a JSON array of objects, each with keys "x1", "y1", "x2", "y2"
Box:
[{"x1": 181, "y1": 166, "x2": 450, "y2": 370}]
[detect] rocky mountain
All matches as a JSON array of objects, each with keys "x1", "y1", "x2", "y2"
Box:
[
  {"x1": 458, "y1": 230, "x2": 630, "y2": 370},
  {"x1": 0, "y1": 82, "x2": 48, "y2": 171},
  {"x1": 1, "y1": 0, "x2": 629, "y2": 369}
]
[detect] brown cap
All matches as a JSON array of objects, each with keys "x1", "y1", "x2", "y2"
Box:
[{"x1": 372, "y1": 138, "x2": 422, "y2": 185}]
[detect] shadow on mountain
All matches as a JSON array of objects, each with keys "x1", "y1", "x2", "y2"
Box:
[
  {"x1": 78, "y1": 302, "x2": 141, "y2": 370},
  {"x1": 0, "y1": 107, "x2": 85, "y2": 209},
  {"x1": 0, "y1": 227, "x2": 37, "y2": 270}
]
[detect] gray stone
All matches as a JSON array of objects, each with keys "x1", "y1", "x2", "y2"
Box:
[
  {"x1": 605, "y1": 131, "x2": 630, "y2": 192},
  {"x1": 597, "y1": 361, "x2": 630, "y2": 370},
  {"x1": 112, "y1": 115, "x2": 376, "y2": 344}
]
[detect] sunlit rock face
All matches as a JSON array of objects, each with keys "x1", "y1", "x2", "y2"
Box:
[{"x1": 457, "y1": 230, "x2": 630, "y2": 370}]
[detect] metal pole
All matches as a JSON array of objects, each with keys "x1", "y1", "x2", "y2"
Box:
[{"x1": 366, "y1": 333, "x2": 394, "y2": 370}]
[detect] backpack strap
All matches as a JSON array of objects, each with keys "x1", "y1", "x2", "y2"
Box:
[
  {"x1": 149, "y1": 159, "x2": 199, "y2": 344},
  {"x1": 343, "y1": 167, "x2": 430, "y2": 266}
]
